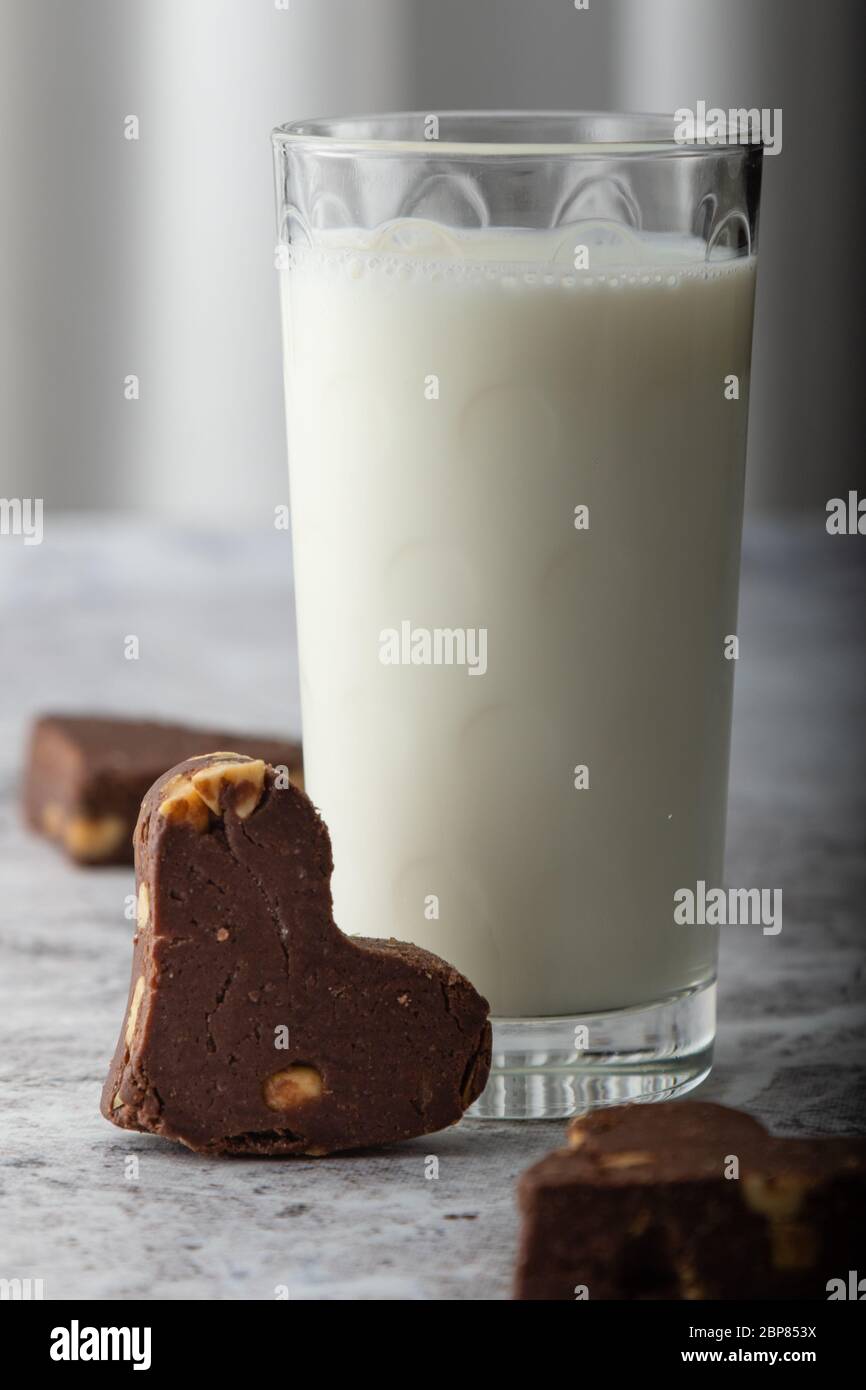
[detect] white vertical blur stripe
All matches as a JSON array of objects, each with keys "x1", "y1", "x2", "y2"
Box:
[
  {"x1": 131, "y1": 0, "x2": 413, "y2": 521},
  {"x1": 615, "y1": 0, "x2": 749, "y2": 105},
  {"x1": 615, "y1": 0, "x2": 863, "y2": 512},
  {"x1": 0, "y1": 0, "x2": 413, "y2": 519},
  {"x1": 1, "y1": 0, "x2": 145, "y2": 511}
]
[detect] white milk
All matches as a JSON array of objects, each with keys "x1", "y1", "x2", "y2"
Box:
[{"x1": 280, "y1": 223, "x2": 756, "y2": 1017}]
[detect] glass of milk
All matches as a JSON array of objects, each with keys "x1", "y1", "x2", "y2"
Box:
[{"x1": 272, "y1": 112, "x2": 762, "y2": 1117}]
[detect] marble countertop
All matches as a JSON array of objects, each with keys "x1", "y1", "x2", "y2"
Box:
[{"x1": 1, "y1": 516, "x2": 863, "y2": 1300}]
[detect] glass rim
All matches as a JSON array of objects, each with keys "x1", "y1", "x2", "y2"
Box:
[{"x1": 272, "y1": 109, "x2": 762, "y2": 159}]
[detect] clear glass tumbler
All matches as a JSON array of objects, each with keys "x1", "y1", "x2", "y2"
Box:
[{"x1": 272, "y1": 112, "x2": 762, "y2": 1118}]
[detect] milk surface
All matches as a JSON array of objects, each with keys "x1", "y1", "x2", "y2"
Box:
[{"x1": 280, "y1": 223, "x2": 756, "y2": 1016}]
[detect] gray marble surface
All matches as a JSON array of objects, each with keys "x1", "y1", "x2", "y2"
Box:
[{"x1": 0, "y1": 516, "x2": 864, "y2": 1301}]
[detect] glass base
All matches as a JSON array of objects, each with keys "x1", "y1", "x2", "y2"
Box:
[{"x1": 467, "y1": 980, "x2": 715, "y2": 1120}]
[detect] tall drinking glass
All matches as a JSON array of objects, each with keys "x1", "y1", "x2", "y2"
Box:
[{"x1": 272, "y1": 112, "x2": 762, "y2": 1118}]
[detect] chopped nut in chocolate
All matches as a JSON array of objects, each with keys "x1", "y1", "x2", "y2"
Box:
[
  {"x1": 514, "y1": 1101, "x2": 866, "y2": 1300},
  {"x1": 101, "y1": 754, "x2": 491, "y2": 1155}
]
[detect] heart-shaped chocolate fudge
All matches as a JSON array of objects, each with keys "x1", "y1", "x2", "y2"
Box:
[{"x1": 101, "y1": 753, "x2": 491, "y2": 1155}]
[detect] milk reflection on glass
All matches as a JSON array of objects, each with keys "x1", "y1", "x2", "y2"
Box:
[{"x1": 274, "y1": 115, "x2": 762, "y2": 1117}]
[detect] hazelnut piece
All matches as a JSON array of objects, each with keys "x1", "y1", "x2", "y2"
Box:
[
  {"x1": 191, "y1": 759, "x2": 266, "y2": 820},
  {"x1": 63, "y1": 814, "x2": 127, "y2": 861},
  {"x1": 742, "y1": 1172, "x2": 809, "y2": 1220},
  {"x1": 158, "y1": 775, "x2": 210, "y2": 831},
  {"x1": 742, "y1": 1172, "x2": 818, "y2": 1270},
  {"x1": 263, "y1": 1064, "x2": 323, "y2": 1111},
  {"x1": 125, "y1": 976, "x2": 145, "y2": 1048},
  {"x1": 136, "y1": 882, "x2": 150, "y2": 930},
  {"x1": 598, "y1": 1151, "x2": 655, "y2": 1169}
]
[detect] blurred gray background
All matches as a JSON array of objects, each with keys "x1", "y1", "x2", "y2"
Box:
[{"x1": 1, "y1": 0, "x2": 861, "y2": 520}]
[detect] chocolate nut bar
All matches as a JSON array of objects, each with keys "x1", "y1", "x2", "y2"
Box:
[
  {"x1": 514, "y1": 1101, "x2": 866, "y2": 1300},
  {"x1": 101, "y1": 753, "x2": 491, "y2": 1154}
]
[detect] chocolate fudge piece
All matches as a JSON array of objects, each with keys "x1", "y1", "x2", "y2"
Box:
[
  {"x1": 102, "y1": 753, "x2": 491, "y2": 1155},
  {"x1": 23, "y1": 714, "x2": 302, "y2": 865},
  {"x1": 514, "y1": 1102, "x2": 866, "y2": 1300}
]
